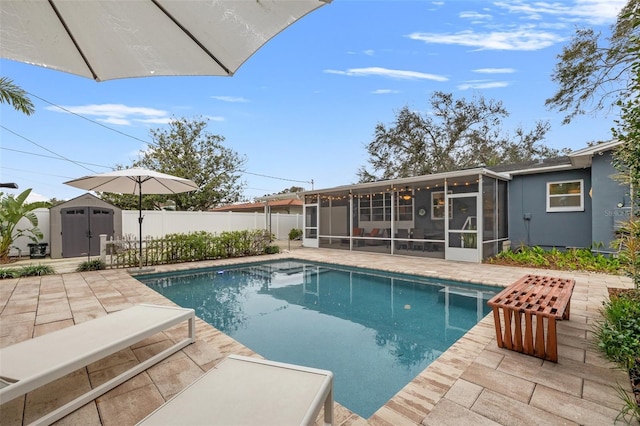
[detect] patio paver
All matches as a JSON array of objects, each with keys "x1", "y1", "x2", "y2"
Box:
[{"x1": 0, "y1": 248, "x2": 635, "y2": 425}]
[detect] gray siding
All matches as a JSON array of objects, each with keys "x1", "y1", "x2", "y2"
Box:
[
  {"x1": 508, "y1": 169, "x2": 592, "y2": 249},
  {"x1": 591, "y1": 151, "x2": 630, "y2": 252}
]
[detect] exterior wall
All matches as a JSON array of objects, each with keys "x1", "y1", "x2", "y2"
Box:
[
  {"x1": 591, "y1": 151, "x2": 630, "y2": 252},
  {"x1": 508, "y1": 169, "x2": 592, "y2": 249},
  {"x1": 10, "y1": 209, "x2": 50, "y2": 257}
]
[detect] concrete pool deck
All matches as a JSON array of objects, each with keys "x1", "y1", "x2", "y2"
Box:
[{"x1": 0, "y1": 248, "x2": 635, "y2": 425}]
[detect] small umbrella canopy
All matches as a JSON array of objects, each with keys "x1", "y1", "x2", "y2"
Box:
[
  {"x1": 64, "y1": 168, "x2": 198, "y2": 267},
  {"x1": 0, "y1": 0, "x2": 330, "y2": 82}
]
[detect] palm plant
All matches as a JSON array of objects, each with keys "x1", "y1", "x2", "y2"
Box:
[{"x1": 0, "y1": 189, "x2": 50, "y2": 262}]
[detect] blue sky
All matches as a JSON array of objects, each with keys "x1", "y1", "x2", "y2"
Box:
[{"x1": 0, "y1": 0, "x2": 627, "y2": 203}]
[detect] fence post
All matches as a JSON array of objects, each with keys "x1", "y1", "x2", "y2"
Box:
[{"x1": 100, "y1": 234, "x2": 107, "y2": 263}]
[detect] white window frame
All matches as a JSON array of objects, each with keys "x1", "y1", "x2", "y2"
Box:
[
  {"x1": 546, "y1": 179, "x2": 584, "y2": 212},
  {"x1": 431, "y1": 191, "x2": 453, "y2": 220}
]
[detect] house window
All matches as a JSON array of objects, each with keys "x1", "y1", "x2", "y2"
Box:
[
  {"x1": 431, "y1": 191, "x2": 452, "y2": 220},
  {"x1": 546, "y1": 179, "x2": 584, "y2": 212}
]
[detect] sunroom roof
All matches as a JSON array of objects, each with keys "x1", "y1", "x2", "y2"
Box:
[{"x1": 301, "y1": 167, "x2": 510, "y2": 196}]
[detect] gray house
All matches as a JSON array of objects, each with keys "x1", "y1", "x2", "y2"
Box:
[
  {"x1": 495, "y1": 139, "x2": 630, "y2": 253},
  {"x1": 298, "y1": 140, "x2": 630, "y2": 262}
]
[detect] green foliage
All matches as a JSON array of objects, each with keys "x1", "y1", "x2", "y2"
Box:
[
  {"x1": 0, "y1": 268, "x2": 19, "y2": 279},
  {"x1": 593, "y1": 289, "x2": 640, "y2": 424},
  {"x1": 0, "y1": 264, "x2": 56, "y2": 279},
  {"x1": 358, "y1": 91, "x2": 561, "y2": 182},
  {"x1": 613, "y1": 218, "x2": 640, "y2": 289},
  {"x1": 546, "y1": 0, "x2": 638, "y2": 124},
  {"x1": 489, "y1": 245, "x2": 621, "y2": 273},
  {"x1": 109, "y1": 230, "x2": 275, "y2": 268},
  {"x1": 18, "y1": 264, "x2": 55, "y2": 277},
  {"x1": 288, "y1": 228, "x2": 303, "y2": 241},
  {"x1": 0, "y1": 189, "x2": 51, "y2": 263},
  {"x1": 263, "y1": 245, "x2": 280, "y2": 254},
  {"x1": 0, "y1": 76, "x2": 35, "y2": 115},
  {"x1": 100, "y1": 116, "x2": 246, "y2": 211},
  {"x1": 76, "y1": 258, "x2": 106, "y2": 272}
]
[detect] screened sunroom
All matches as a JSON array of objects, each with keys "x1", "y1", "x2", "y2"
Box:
[{"x1": 300, "y1": 168, "x2": 510, "y2": 262}]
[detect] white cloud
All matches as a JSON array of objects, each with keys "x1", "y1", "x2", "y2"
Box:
[
  {"x1": 457, "y1": 81, "x2": 510, "y2": 90},
  {"x1": 371, "y1": 89, "x2": 400, "y2": 95},
  {"x1": 46, "y1": 104, "x2": 169, "y2": 126},
  {"x1": 460, "y1": 11, "x2": 492, "y2": 21},
  {"x1": 211, "y1": 96, "x2": 249, "y2": 103},
  {"x1": 324, "y1": 67, "x2": 448, "y2": 82},
  {"x1": 473, "y1": 68, "x2": 516, "y2": 74},
  {"x1": 494, "y1": 0, "x2": 627, "y2": 25},
  {"x1": 205, "y1": 115, "x2": 225, "y2": 122},
  {"x1": 407, "y1": 26, "x2": 563, "y2": 51},
  {"x1": 363, "y1": 49, "x2": 375, "y2": 56}
]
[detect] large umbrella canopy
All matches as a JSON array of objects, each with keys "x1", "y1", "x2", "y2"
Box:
[
  {"x1": 0, "y1": 0, "x2": 330, "y2": 82},
  {"x1": 64, "y1": 168, "x2": 198, "y2": 267}
]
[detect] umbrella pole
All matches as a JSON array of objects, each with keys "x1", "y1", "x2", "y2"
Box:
[{"x1": 138, "y1": 186, "x2": 143, "y2": 269}]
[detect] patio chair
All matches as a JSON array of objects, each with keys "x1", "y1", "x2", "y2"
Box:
[
  {"x1": 137, "y1": 355, "x2": 334, "y2": 426},
  {"x1": 396, "y1": 228, "x2": 409, "y2": 250},
  {"x1": 0, "y1": 304, "x2": 196, "y2": 425},
  {"x1": 411, "y1": 228, "x2": 426, "y2": 251}
]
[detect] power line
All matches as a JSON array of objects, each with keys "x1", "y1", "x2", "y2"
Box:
[
  {"x1": 242, "y1": 170, "x2": 312, "y2": 184},
  {"x1": 1, "y1": 147, "x2": 111, "y2": 169},
  {"x1": 0, "y1": 125, "x2": 99, "y2": 174},
  {"x1": 4, "y1": 93, "x2": 315, "y2": 186},
  {"x1": 27, "y1": 91, "x2": 157, "y2": 147}
]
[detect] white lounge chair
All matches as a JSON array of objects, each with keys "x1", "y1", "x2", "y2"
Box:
[
  {"x1": 0, "y1": 304, "x2": 196, "y2": 426},
  {"x1": 137, "y1": 354, "x2": 334, "y2": 426}
]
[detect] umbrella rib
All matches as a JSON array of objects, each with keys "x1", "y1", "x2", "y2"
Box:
[
  {"x1": 151, "y1": 0, "x2": 232, "y2": 76},
  {"x1": 48, "y1": 0, "x2": 100, "y2": 81}
]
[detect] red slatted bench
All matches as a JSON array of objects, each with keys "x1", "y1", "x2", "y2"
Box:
[{"x1": 487, "y1": 274, "x2": 576, "y2": 362}]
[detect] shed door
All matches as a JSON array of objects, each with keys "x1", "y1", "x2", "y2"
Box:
[{"x1": 61, "y1": 207, "x2": 114, "y2": 258}]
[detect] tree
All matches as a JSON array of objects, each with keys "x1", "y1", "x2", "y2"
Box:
[
  {"x1": 0, "y1": 189, "x2": 50, "y2": 262},
  {"x1": 546, "y1": 0, "x2": 638, "y2": 124},
  {"x1": 611, "y1": 6, "x2": 640, "y2": 290},
  {"x1": 0, "y1": 76, "x2": 35, "y2": 115},
  {"x1": 100, "y1": 116, "x2": 246, "y2": 211},
  {"x1": 358, "y1": 91, "x2": 561, "y2": 182}
]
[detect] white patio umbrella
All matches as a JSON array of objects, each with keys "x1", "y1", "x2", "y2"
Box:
[
  {"x1": 0, "y1": 0, "x2": 330, "y2": 82},
  {"x1": 64, "y1": 168, "x2": 198, "y2": 268}
]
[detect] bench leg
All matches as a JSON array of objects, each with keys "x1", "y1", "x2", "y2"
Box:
[
  {"x1": 534, "y1": 315, "x2": 546, "y2": 359},
  {"x1": 523, "y1": 312, "x2": 534, "y2": 355},
  {"x1": 513, "y1": 310, "x2": 523, "y2": 352},
  {"x1": 491, "y1": 307, "x2": 504, "y2": 348},
  {"x1": 546, "y1": 318, "x2": 559, "y2": 362},
  {"x1": 503, "y1": 308, "x2": 514, "y2": 350}
]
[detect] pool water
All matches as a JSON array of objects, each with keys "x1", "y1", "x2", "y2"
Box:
[{"x1": 139, "y1": 259, "x2": 498, "y2": 418}]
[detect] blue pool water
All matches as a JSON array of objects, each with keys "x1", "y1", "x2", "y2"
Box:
[{"x1": 139, "y1": 259, "x2": 498, "y2": 418}]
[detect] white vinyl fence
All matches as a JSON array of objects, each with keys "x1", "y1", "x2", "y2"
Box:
[{"x1": 9, "y1": 209, "x2": 302, "y2": 258}]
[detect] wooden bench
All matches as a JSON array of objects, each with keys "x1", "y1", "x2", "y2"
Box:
[{"x1": 487, "y1": 274, "x2": 575, "y2": 362}]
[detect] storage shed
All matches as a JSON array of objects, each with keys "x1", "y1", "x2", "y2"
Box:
[{"x1": 50, "y1": 193, "x2": 122, "y2": 259}]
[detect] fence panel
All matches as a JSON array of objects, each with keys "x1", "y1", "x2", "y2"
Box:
[{"x1": 8, "y1": 209, "x2": 301, "y2": 257}]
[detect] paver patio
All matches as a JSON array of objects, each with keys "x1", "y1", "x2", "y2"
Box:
[{"x1": 0, "y1": 247, "x2": 635, "y2": 425}]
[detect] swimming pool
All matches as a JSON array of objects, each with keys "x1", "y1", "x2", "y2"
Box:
[{"x1": 139, "y1": 259, "x2": 498, "y2": 418}]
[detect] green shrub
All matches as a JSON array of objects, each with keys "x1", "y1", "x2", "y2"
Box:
[
  {"x1": 489, "y1": 245, "x2": 621, "y2": 274},
  {"x1": 593, "y1": 290, "x2": 640, "y2": 424},
  {"x1": 264, "y1": 245, "x2": 280, "y2": 254},
  {"x1": 288, "y1": 228, "x2": 303, "y2": 241},
  {"x1": 76, "y1": 258, "x2": 106, "y2": 272},
  {"x1": 0, "y1": 268, "x2": 19, "y2": 279},
  {"x1": 16, "y1": 264, "x2": 55, "y2": 277}
]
